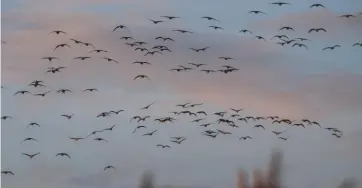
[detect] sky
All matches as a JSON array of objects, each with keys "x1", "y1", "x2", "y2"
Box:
[{"x1": 1, "y1": 0, "x2": 362, "y2": 188}]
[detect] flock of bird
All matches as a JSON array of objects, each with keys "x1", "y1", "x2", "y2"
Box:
[{"x1": 1, "y1": 1, "x2": 359, "y2": 177}]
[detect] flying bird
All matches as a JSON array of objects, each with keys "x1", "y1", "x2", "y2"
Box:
[
  {"x1": 279, "y1": 26, "x2": 294, "y2": 31},
  {"x1": 143, "y1": 130, "x2": 158, "y2": 136},
  {"x1": 22, "y1": 152, "x2": 40, "y2": 159},
  {"x1": 292, "y1": 43, "x2": 308, "y2": 49},
  {"x1": 1, "y1": 171, "x2": 14, "y2": 175},
  {"x1": 33, "y1": 91, "x2": 51, "y2": 97},
  {"x1": 353, "y1": 42, "x2": 362, "y2": 47},
  {"x1": 171, "y1": 138, "x2": 186, "y2": 144},
  {"x1": 54, "y1": 43, "x2": 71, "y2": 51},
  {"x1": 27, "y1": 122, "x2": 40, "y2": 128},
  {"x1": 239, "y1": 29, "x2": 252, "y2": 34},
  {"x1": 340, "y1": 14, "x2": 356, "y2": 18},
  {"x1": 102, "y1": 57, "x2": 119, "y2": 63},
  {"x1": 201, "y1": 16, "x2": 220, "y2": 22},
  {"x1": 104, "y1": 166, "x2": 116, "y2": 171},
  {"x1": 41, "y1": 56, "x2": 59, "y2": 62},
  {"x1": 254, "y1": 36, "x2": 267, "y2": 41},
  {"x1": 149, "y1": 19, "x2": 164, "y2": 24},
  {"x1": 218, "y1": 57, "x2": 235, "y2": 60},
  {"x1": 254, "y1": 124, "x2": 265, "y2": 130},
  {"x1": 272, "y1": 131, "x2": 284, "y2": 136},
  {"x1": 230, "y1": 108, "x2": 243, "y2": 113},
  {"x1": 209, "y1": 26, "x2": 223, "y2": 30},
  {"x1": 55, "y1": 153, "x2": 71, "y2": 159},
  {"x1": 83, "y1": 88, "x2": 98, "y2": 92},
  {"x1": 161, "y1": 16, "x2": 180, "y2": 20},
  {"x1": 14, "y1": 90, "x2": 31, "y2": 96},
  {"x1": 310, "y1": 4, "x2": 325, "y2": 8},
  {"x1": 249, "y1": 10, "x2": 266, "y2": 14},
  {"x1": 323, "y1": 45, "x2": 341, "y2": 50},
  {"x1": 74, "y1": 56, "x2": 91, "y2": 60},
  {"x1": 61, "y1": 113, "x2": 75, "y2": 119},
  {"x1": 1, "y1": 116, "x2": 12, "y2": 120},
  {"x1": 70, "y1": 39, "x2": 83, "y2": 44},
  {"x1": 110, "y1": 110, "x2": 124, "y2": 115},
  {"x1": 308, "y1": 28, "x2": 327, "y2": 33},
  {"x1": 133, "y1": 126, "x2": 146, "y2": 133},
  {"x1": 57, "y1": 89, "x2": 72, "y2": 94},
  {"x1": 172, "y1": 29, "x2": 193, "y2": 34},
  {"x1": 239, "y1": 136, "x2": 252, "y2": 140},
  {"x1": 80, "y1": 42, "x2": 96, "y2": 49},
  {"x1": 90, "y1": 49, "x2": 108, "y2": 53},
  {"x1": 94, "y1": 137, "x2": 108, "y2": 142},
  {"x1": 120, "y1": 36, "x2": 134, "y2": 40},
  {"x1": 157, "y1": 144, "x2": 171, "y2": 148},
  {"x1": 141, "y1": 101, "x2": 156, "y2": 110},
  {"x1": 49, "y1": 30, "x2": 67, "y2": 35},
  {"x1": 144, "y1": 51, "x2": 162, "y2": 56},
  {"x1": 113, "y1": 25, "x2": 130, "y2": 32},
  {"x1": 188, "y1": 62, "x2": 206, "y2": 67},
  {"x1": 270, "y1": 2, "x2": 290, "y2": 6},
  {"x1": 134, "y1": 75, "x2": 150, "y2": 80},
  {"x1": 102, "y1": 124, "x2": 116, "y2": 131},
  {"x1": 135, "y1": 47, "x2": 149, "y2": 52},
  {"x1": 21, "y1": 137, "x2": 38, "y2": 143},
  {"x1": 68, "y1": 137, "x2": 85, "y2": 141},
  {"x1": 278, "y1": 137, "x2": 289, "y2": 141}
]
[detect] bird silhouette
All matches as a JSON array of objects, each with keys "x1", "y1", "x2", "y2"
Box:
[
  {"x1": 74, "y1": 56, "x2": 91, "y2": 60},
  {"x1": 249, "y1": 10, "x2": 266, "y2": 14},
  {"x1": 188, "y1": 62, "x2": 206, "y2": 67},
  {"x1": 90, "y1": 49, "x2": 108, "y2": 53},
  {"x1": 45, "y1": 66, "x2": 66, "y2": 74},
  {"x1": 68, "y1": 137, "x2": 85, "y2": 141},
  {"x1": 254, "y1": 124, "x2": 265, "y2": 130},
  {"x1": 310, "y1": 4, "x2": 325, "y2": 8},
  {"x1": 293, "y1": 123, "x2": 305, "y2": 128},
  {"x1": 172, "y1": 29, "x2": 193, "y2": 34},
  {"x1": 144, "y1": 51, "x2": 162, "y2": 56},
  {"x1": 13, "y1": 90, "x2": 31, "y2": 96},
  {"x1": 155, "y1": 36, "x2": 175, "y2": 42},
  {"x1": 141, "y1": 101, "x2": 155, "y2": 110},
  {"x1": 135, "y1": 48, "x2": 149, "y2": 52},
  {"x1": 149, "y1": 19, "x2": 164, "y2": 24},
  {"x1": 57, "y1": 89, "x2": 72, "y2": 94},
  {"x1": 201, "y1": 69, "x2": 216, "y2": 74},
  {"x1": 55, "y1": 153, "x2": 71, "y2": 159},
  {"x1": 230, "y1": 108, "x2": 243, "y2": 113},
  {"x1": 218, "y1": 57, "x2": 235, "y2": 60},
  {"x1": 161, "y1": 16, "x2": 180, "y2": 20},
  {"x1": 94, "y1": 137, "x2": 108, "y2": 142},
  {"x1": 239, "y1": 29, "x2": 252, "y2": 34},
  {"x1": 340, "y1": 14, "x2": 356, "y2": 18},
  {"x1": 103, "y1": 124, "x2": 116, "y2": 131},
  {"x1": 278, "y1": 137, "x2": 289, "y2": 141},
  {"x1": 239, "y1": 136, "x2": 252, "y2": 140},
  {"x1": 157, "y1": 144, "x2": 171, "y2": 148},
  {"x1": 61, "y1": 113, "x2": 75, "y2": 119},
  {"x1": 143, "y1": 130, "x2": 158, "y2": 136},
  {"x1": 217, "y1": 129, "x2": 232, "y2": 135},
  {"x1": 70, "y1": 39, "x2": 83, "y2": 44},
  {"x1": 201, "y1": 16, "x2": 220, "y2": 22},
  {"x1": 133, "y1": 126, "x2": 146, "y2": 133},
  {"x1": 271, "y1": 35, "x2": 289, "y2": 40},
  {"x1": 332, "y1": 133, "x2": 342, "y2": 138},
  {"x1": 272, "y1": 131, "x2": 284, "y2": 136},
  {"x1": 134, "y1": 75, "x2": 150, "y2": 80},
  {"x1": 27, "y1": 122, "x2": 40, "y2": 128},
  {"x1": 209, "y1": 26, "x2": 223, "y2": 30},
  {"x1": 254, "y1": 36, "x2": 267, "y2": 41},
  {"x1": 83, "y1": 88, "x2": 98, "y2": 92},
  {"x1": 196, "y1": 111, "x2": 207, "y2": 116},
  {"x1": 113, "y1": 25, "x2": 130, "y2": 32},
  {"x1": 109, "y1": 110, "x2": 124, "y2": 115},
  {"x1": 54, "y1": 43, "x2": 71, "y2": 51},
  {"x1": 323, "y1": 45, "x2": 341, "y2": 50},
  {"x1": 80, "y1": 42, "x2": 96, "y2": 49},
  {"x1": 1, "y1": 170, "x2": 15, "y2": 175},
  {"x1": 171, "y1": 138, "x2": 186, "y2": 144},
  {"x1": 279, "y1": 26, "x2": 294, "y2": 31},
  {"x1": 49, "y1": 30, "x2": 67, "y2": 35},
  {"x1": 120, "y1": 36, "x2": 134, "y2": 40},
  {"x1": 33, "y1": 91, "x2": 51, "y2": 97},
  {"x1": 104, "y1": 166, "x2": 116, "y2": 171},
  {"x1": 22, "y1": 152, "x2": 40, "y2": 159},
  {"x1": 1, "y1": 116, "x2": 12, "y2": 120},
  {"x1": 308, "y1": 28, "x2": 327, "y2": 33},
  {"x1": 41, "y1": 56, "x2": 59, "y2": 62},
  {"x1": 292, "y1": 43, "x2": 308, "y2": 49},
  {"x1": 270, "y1": 2, "x2": 290, "y2": 6},
  {"x1": 21, "y1": 137, "x2": 38, "y2": 143},
  {"x1": 101, "y1": 57, "x2": 119, "y2": 63},
  {"x1": 353, "y1": 42, "x2": 362, "y2": 47}
]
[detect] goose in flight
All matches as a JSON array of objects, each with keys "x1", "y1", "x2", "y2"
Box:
[
  {"x1": 68, "y1": 137, "x2": 85, "y2": 141},
  {"x1": 113, "y1": 25, "x2": 130, "y2": 32},
  {"x1": 239, "y1": 29, "x2": 252, "y2": 34},
  {"x1": 1, "y1": 116, "x2": 12, "y2": 120},
  {"x1": 55, "y1": 153, "x2": 71, "y2": 159},
  {"x1": 54, "y1": 43, "x2": 71, "y2": 51},
  {"x1": 310, "y1": 4, "x2": 325, "y2": 8},
  {"x1": 143, "y1": 130, "x2": 158, "y2": 136},
  {"x1": 133, "y1": 126, "x2": 146, "y2": 133},
  {"x1": 308, "y1": 28, "x2": 327, "y2": 33},
  {"x1": 14, "y1": 90, "x2": 32, "y2": 96},
  {"x1": 322, "y1": 45, "x2": 341, "y2": 50},
  {"x1": 61, "y1": 113, "x2": 75, "y2": 119},
  {"x1": 218, "y1": 57, "x2": 235, "y2": 60},
  {"x1": 201, "y1": 16, "x2": 220, "y2": 22},
  {"x1": 1, "y1": 170, "x2": 14, "y2": 175},
  {"x1": 41, "y1": 56, "x2": 59, "y2": 62},
  {"x1": 148, "y1": 19, "x2": 164, "y2": 24},
  {"x1": 21, "y1": 137, "x2": 38, "y2": 143},
  {"x1": 270, "y1": 2, "x2": 290, "y2": 6},
  {"x1": 27, "y1": 122, "x2": 40, "y2": 128},
  {"x1": 249, "y1": 10, "x2": 266, "y2": 15},
  {"x1": 239, "y1": 136, "x2": 252, "y2": 140},
  {"x1": 83, "y1": 88, "x2": 98, "y2": 92},
  {"x1": 94, "y1": 137, "x2": 108, "y2": 142},
  {"x1": 161, "y1": 16, "x2": 180, "y2": 20},
  {"x1": 278, "y1": 137, "x2": 289, "y2": 141},
  {"x1": 254, "y1": 124, "x2": 265, "y2": 130},
  {"x1": 49, "y1": 30, "x2": 67, "y2": 35},
  {"x1": 104, "y1": 166, "x2": 116, "y2": 171},
  {"x1": 57, "y1": 89, "x2": 72, "y2": 94},
  {"x1": 141, "y1": 101, "x2": 156, "y2": 110},
  {"x1": 171, "y1": 138, "x2": 186, "y2": 144},
  {"x1": 157, "y1": 144, "x2": 171, "y2": 148},
  {"x1": 22, "y1": 152, "x2": 40, "y2": 159},
  {"x1": 172, "y1": 29, "x2": 193, "y2": 34},
  {"x1": 134, "y1": 75, "x2": 150, "y2": 80}
]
